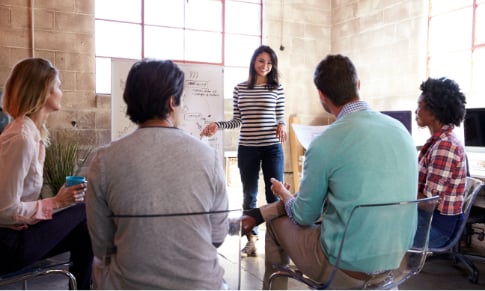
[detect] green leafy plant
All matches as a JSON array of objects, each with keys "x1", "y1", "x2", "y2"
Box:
[{"x1": 43, "y1": 141, "x2": 91, "y2": 196}]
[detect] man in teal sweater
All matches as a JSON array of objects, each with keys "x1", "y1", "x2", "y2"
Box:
[{"x1": 244, "y1": 54, "x2": 419, "y2": 289}]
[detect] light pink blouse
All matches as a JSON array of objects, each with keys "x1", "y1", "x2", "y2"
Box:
[{"x1": 0, "y1": 116, "x2": 56, "y2": 227}]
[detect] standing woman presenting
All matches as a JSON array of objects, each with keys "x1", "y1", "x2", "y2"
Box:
[
  {"x1": 201, "y1": 45, "x2": 287, "y2": 257},
  {"x1": 0, "y1": 58, "x2": 93, "y2": 289}
]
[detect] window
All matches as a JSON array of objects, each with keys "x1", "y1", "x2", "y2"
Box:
[
  {"x1": 95, "y1": 0, "x2": 262, "y2": 98},
  {"x1": 427, "y1": 0, "x2": 485, "y2": 108}
]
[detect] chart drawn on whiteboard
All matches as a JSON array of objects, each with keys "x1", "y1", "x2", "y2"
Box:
[{"x1": 111, "y1": 59, "x2": 224, "y2": 158}]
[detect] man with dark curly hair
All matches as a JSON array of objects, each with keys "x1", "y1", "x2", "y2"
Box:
[{"x1": 416, "y1": 77, "x2": 467, "y2": 248}]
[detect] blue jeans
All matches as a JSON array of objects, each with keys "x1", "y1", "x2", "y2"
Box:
[
  {"x1": 417, "y1": 209, "x2": 462, "y2": 249},
  {"x1": 238, "y1": 144, "x2": 284, "y2": 235}
]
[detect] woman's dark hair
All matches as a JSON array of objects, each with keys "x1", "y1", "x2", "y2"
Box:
[
  {"x1": 123, "y1": 59, "x2": 185, "y2": 124},
  {"x1": 247, "y1": 45, "x2": 279, "y2": 90},
  {"x1": 313, "y1": 54, "x2": 359, "y2": 106},
  {"x1": 419, "y1": 77, "x2": 466, "y2": 126}
]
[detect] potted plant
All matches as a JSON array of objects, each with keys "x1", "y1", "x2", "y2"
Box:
[{"x1": 43, "y1": 139, "x2": 91, "y2": 197}]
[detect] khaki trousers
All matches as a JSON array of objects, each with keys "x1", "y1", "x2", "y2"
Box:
[{"x1": 261, "y1": 202, "x2": 367, "y2": 290}]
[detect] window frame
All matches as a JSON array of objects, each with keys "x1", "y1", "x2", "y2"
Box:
[
  {"x1": 427, "y1": 0, "x2": 485, "y2": 108},
  {"x1": 94, "y1": 0, "x2": 262, "y2": 95}
]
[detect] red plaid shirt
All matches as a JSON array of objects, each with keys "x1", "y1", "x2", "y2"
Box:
[{"x1": 418, "y1": 125, "x2": 466, "y2": 215}]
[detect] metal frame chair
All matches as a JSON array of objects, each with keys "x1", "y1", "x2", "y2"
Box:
[
  {"x1": 465, "y1": 205, "x2": 485, "y2": 245},
  {"x1": 268, "y1": 196, "x2": 439, "y2": 290},
  {"x1": 0, "y1": 254, "x2": 77, "y2": 290},
  {"x1": 426, "y1": 176, "x2": 484, "y2": 284}
]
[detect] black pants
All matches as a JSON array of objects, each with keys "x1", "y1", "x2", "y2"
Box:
[{"x1": 0, "y1": 203, "x2": 93, "y2": 289}]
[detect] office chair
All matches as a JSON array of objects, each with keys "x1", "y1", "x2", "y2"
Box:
[
  {"x1": 426, "y1": 176, "x2": 484, "y2": 284},
  {"x1": 268, "y1": 196, "x2": 439, "y2": 290},
  {"x1": 465, "y1": 205, "x2": 485, "y2": 246},
  {"x1": 463, "y1": 155, "x2": 485, "y2": 246},
  {"x1": 0, "y1": 253, "x2": 77, "y2": 290}
]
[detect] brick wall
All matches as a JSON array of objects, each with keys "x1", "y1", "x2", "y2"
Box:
[
  {"x1": 331, "y1": 0, "x2": 429, "y2": 143},
  {"x1": 1, "y1": 0, "x2": 429, "y2": 186},
  {"x1": 0, "y1": 0, "x2": 109, "y2": 153}
]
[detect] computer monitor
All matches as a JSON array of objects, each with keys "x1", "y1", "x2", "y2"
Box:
[
  {"x1": 464, "y1": 108, "x2": 485, "y2": 148},
  {"x1": 381, "y1": 110, "x2": 413, "y2": 134}
]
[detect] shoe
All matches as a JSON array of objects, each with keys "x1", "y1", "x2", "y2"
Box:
[{"x1": 241, "y1": 240, "x2": 257, "y2": 257}]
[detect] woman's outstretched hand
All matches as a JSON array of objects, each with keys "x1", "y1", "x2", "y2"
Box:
[{"x1": 200, "y1": 122, "x2": 219, "y2": 138}]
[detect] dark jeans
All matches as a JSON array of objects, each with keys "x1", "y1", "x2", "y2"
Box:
[
  {"x1": 0, "y1": 203, "x2": 93, "y2": 289},
  {"x1": 238, "y1": 144, "x2": 284, "y2": 235},
  {"x1": 416, "y1": 209, "x2": 462, "y2": 249}
]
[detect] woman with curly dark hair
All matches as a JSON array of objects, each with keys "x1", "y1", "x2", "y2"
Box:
[{"x1": 416, "y1": 77, "x2": 467, "y2": 248}]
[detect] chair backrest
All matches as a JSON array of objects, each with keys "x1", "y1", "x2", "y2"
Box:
[
  {"x1": 463, "y1": 177, "x2": 484, "y2": 214},
  {"x1": 335, "y1": 196, "x2": 439, "y2": 289},
  {"x1": 427, "y1": 176, "x2": 484, "y2": 253},
  {"x1": 268, "y1": 196, "x2": 439, "y2": 290}
]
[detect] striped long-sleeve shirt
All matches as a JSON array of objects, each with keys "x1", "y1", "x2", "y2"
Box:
[{"x1": 216, "y1": 82, "x2": 286, "y2": 147}]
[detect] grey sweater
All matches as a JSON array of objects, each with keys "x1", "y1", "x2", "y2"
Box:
[{"x1": 86, "y1": 127, "x2": 229, "y2": 289}]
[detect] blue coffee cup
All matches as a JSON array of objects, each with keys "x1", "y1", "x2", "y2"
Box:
[{"x1": 66, "y1": 176, "x2": 87, "y2": 187}]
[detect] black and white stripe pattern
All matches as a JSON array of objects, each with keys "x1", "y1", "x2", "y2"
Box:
[{"x1": 217, "y1": 82, "x2": 285, "y2": 147}]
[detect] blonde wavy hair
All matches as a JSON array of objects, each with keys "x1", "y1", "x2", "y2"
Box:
[{"x1": 3, "y1": 58, "x2": 58, "y2": 143}]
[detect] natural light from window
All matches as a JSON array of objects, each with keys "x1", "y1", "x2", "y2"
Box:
[
  {"x1": 94, "y1": 0, "x2": 262, "y2": 99},
  {"x1": 428, "y1": 0, "x2": 485, "y2": 108}
]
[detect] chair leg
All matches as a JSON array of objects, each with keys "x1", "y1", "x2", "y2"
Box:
[
  {"x1": 465, "y1": 224, "x2": 473, "y2": 247},
  {"x1": 454, "y1": 253, "x2": 479, "y2": 284},
  {"x1": 16, "y1": 269, "x2": 77, "y2": 290},
  {"x1": 43, "y1": 269, "x2": 77, "y2": 290}
]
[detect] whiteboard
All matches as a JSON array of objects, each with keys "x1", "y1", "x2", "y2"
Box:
[{"x1": 111, "y1": 58, "x2": 224, "y2": 158}]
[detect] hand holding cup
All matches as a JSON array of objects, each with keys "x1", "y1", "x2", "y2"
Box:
[{"x1": 66, "y1": 176, "x2": 87, "y2": 203}]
